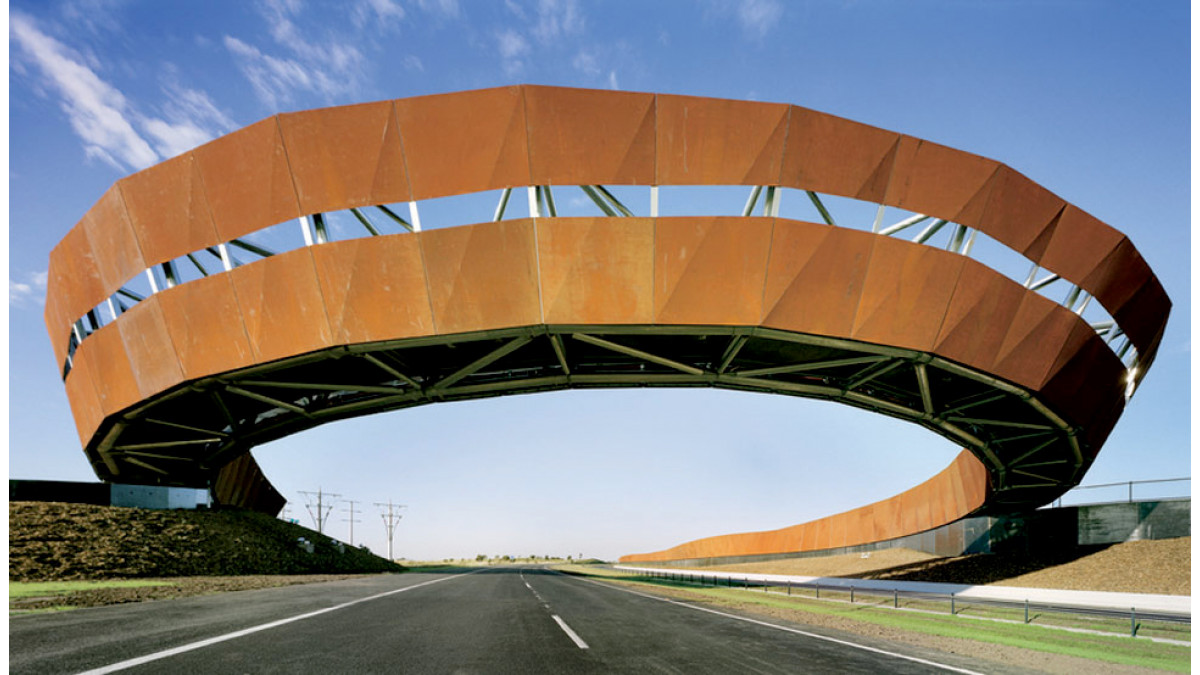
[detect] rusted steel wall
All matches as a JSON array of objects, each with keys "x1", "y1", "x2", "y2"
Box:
[
  {"x1": 619, "y1": 450, "x2": 988, "y2": 563},
  {"x1": 44, "y1": 86, "x2": 1168, "y2": 551}
]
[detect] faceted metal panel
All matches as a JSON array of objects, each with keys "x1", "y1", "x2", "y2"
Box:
[
  {"x1": 933, "y1": 261, "x2": 1028, "y2": 375},
  {"x1": 762, "y1": 222, "x2": 874, "y2": 338},
  {"x1": 156, "y1": 273, "x2": 255, "y2": 381},
  {"x1": 62, "y1": 348, "x2": 105, "y2": 447},
  {"x1": 279, "y1": 101, "x2": 410, "y2": 214},
  {"x1": 886, "y1": 136, "x2": 1001, "y2": 224},
  {"x1": 656, "y1": 94, "x2": 789, "y2": 185},
  {"x1": 974, "y1": 166, "x2": 1067, "y2": 259},
  {"x1": 654, "y1": 216, "x2": 773, "y2": 325},
  {"x1": 1038, "y1": 205, "x2": 1124, "y2": 288},
  {"x1": 50, "y1": 225, "x2": 105, "y2": 336},
  {"x1": 420, "y1": 219, "x2": 543, "y2": 335},
  {"x1": 76, "y1": 324, "x2": 142, "y2": 418},
  {"x1": 194, "y1": 117, "x2": 300, "y2": 243},
  {"x1": 311, "y1": 235, "x2": 435, "y2": 345},
  {"x1": 525, "y1": 85, "x2": 655, "y2": 186},
  {"x1": 1039, "y1": 334, "x2": 1125, "y2": 445},
  {"x1": 120, "y1": 152, "x2": 220, "y2": 268},
  {"x1": 395, "y1": 86, "x2": 531, "y2": 200},
  {"x1": 1113, "y1": 276, "x2": 1171, "y2": 356},
  {"x1": 115, "y1": 296, "x2": 184, "y2": 399},
  {"x1": 227, "y1": 248, "x2": 334, "y2": 364},
  {"x1": 535, "y1": 217, "x2": 654, "y2": 325},
  {"x1": 1080, "y1": 239, "x2": 1153, "y2": 326},
  {"x1": 992, "y1": 294, "x2": 1090, "y2": 391},
  {"x1": 79, "y1": 185, "x2": 145, "y2": 297},
  {"x1": 43, "y1": 277, "x2": 70, "y2": 372},
  {"x1": 852, "y1": 236, "x2": 966, "y2": 352},
  {"x1": 780, "y1": 106, "x2": 901, "y2": 202}
]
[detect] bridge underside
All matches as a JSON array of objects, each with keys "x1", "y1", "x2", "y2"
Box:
[{"x1": 94, "y1": 323, "x2": 1078, "y2": 512}]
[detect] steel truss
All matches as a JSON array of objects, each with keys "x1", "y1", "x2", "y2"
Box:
[{"x1": 89, "y1": 324, "x2": 1083, "y2": 510}]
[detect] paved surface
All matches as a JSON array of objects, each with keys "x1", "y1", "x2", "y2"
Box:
[
  {"x1": 615, "y1": 565, "x2": 1192, "y2": 615},
  {"x1": 9, "y1": 567, "x2": 1014, "y2": 674}
]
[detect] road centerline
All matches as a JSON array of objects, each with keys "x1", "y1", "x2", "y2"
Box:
[
  {"x1": 551, "y1": 614, "x2": 590, "y2": 650},
  {"x1": 73, "y1": 569, "x2": 488, "y2": 675}
]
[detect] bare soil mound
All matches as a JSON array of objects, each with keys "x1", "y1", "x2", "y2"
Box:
[{"x1": 9, "y1": 502, "x2": 403, "y2": 581}]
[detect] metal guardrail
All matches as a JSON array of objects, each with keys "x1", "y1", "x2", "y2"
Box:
[
  {"x1": 1050, "y1": 477, "x2": 1190, "y2": 508},
  {"x1": 632, "y1": 569, "x2": 1189, "y2": 638}
]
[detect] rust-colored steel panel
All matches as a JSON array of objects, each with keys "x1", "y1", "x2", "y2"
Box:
[
  {"x1": 1113, "y1": 276, "x2": 1171, "y2": 356},
  {"x1": 311, "y1": 234, "x2": 435, "y2": 345},
  {"x1": 75, "y1": 323, "x2": 142, "y2": 418},
  {"x1": 1081, "y1": 239, "x2": 1153, "y2": 327},
  {"x1": 279, "y1": 101, "x2": 411, "y2": 214},
  {"x1": 195, "y1": 117, "x2": 300, "y2": 243},
  {"x1": 1039, "y1": 333, "x2": 1125, "y2": 443},
  {"x1": 80, "y1": 185, "x2": 145, "y2": 297},
  {"x1": 157, "y1": 273, "x2": 255, "y2": 381},
  {"x1": 44, "y1": 257, "x2": 73, "y2": 371},
  {"x1": 120, "y1": 152, "x2": 220, "y2": 268},
  {"x1": 932, "y1": 261, "x2": 1027, "y2": 375},
  {"x1": 780, "y1": 106, "x2": 901, "y2": 202},
  {"x1": 525, "y1": 85, "x2": 655, "y2": 186},
  {"x1": 886, "y1": 136, "x2": 1001, "y2": 225},
  {"x1": 972, "y1": 166, "x2": 1066, "y2": 260},
  {"x1": 115, "y1": 296, "x2": 184, "y2": 400},
  {"x1": 396, "y1": 86, "x2": 531, "y2": 200},
  {"x1": 1037, "y1": 205, "x2": 1125, "y2": 288},
  {"x1": 228, "y1": 248, "x2": 334, "y2": 364},
  {"x1": 653, "y1": 216, "x2": 773, "y2": 325},
  {"x1": 991, "y1": 294, "x2": 1091, "y2": 391},
  {"x1": 536, "y1": 217, "x2": 654, "y2": 325},
  {"x1": 762, "y1": 222, "x2": 874, "y2": 338},
  {"x1": 62, "y1": 348, "x2": 105, "y2": 447},
  {"x1": 852, "y1": 237, "x2": 966, "y2": 352},
  {"x1": 656, "y1": 94, "x2": 789, "y2": 185},
  {"x1": 213, "y1": 453, "x2": 285, "y2": 515},
  {"x1": 421, "y1": 219, "x2": 542, "y2": 334},
  {"x1": 49, "y1": 225, "x2": 106, "y2": 336}
]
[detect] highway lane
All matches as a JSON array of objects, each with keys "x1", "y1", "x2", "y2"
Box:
[{"x1": 11, "y1": 567, "x2": 1011, "y2": 674}]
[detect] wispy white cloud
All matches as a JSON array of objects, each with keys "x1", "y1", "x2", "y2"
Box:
[
  {"x1": 496, "y1": 29, "x2": 531, "y2": 76},
  {"x1": 403, "y1": 55, "x2": 425, "y2": 72},
  {"x1": 531, "y1": 0, "x2": 583, "y2": 44},
  {"x1": 11, "y1": 12, "x2": 157, "y2": 171},
  {"x1": 417, "y1": 0, "x2": 460, "y2": 17},
  {"x1": 607, "y1": 70, "x2": 619, "y2": 90},
  {"x1": 707, "y1": 0, "x2": 783, "y2": 39},
  {"x1": 353, "y1": 0, "x2": 405, "y2": 28},
  {"x1": 572, "y1": 50, "x2": 600, "y2": 77},
  {"x1": 12, "y1": 13, "x2": 235, "y2": 170},
  {"x1": 10, "y1": 271, "x2": 48, "y2": 308}
]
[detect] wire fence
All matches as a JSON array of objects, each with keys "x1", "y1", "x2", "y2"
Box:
[{"x1": 1048, "y1": 477, "x2": 1190, "y2": 508}]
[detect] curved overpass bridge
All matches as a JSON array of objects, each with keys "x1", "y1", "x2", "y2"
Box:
[{"x1": 45, "y1": 86, "x2": 1169, "y2": 560}]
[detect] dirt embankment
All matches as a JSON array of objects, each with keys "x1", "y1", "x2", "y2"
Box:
[
  {"x1": 9, "y1": 502, "x2": 403, "y2": 581},
  {"x1": 659, "y1": 538, "x2": 1190, "y2": 596}
]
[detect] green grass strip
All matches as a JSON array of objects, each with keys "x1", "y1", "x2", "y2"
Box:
[{"x1": 10, "y1": 580, "x2": 176, "y2": 599}]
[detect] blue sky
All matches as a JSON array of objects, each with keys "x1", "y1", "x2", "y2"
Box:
[{"x1": 7, "y1": 1, "x2": 1190, "y2": 561}]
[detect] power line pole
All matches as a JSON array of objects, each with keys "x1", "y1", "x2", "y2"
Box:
[
  {"x1": 342, "y1": 499, "x2": 361, "y2": 545},
  {"x1": 299, "y1": 488, "x2": 341, "y2": 535},
  {"x1": 374, "y1": 500, "x2": 406, "y2": 560}
]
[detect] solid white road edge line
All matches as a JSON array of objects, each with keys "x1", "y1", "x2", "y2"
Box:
[
  {"x1": 74, "y1": 569, "x2": 490, "y2": 675},
  {"x1": 566, "y1": 573, "x2": 984, "y2": 675},
  {"x1": 552, "y1": 614, "x2": 590, "y2": 650}
]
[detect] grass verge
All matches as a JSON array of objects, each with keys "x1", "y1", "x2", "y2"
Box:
[
  {"x1": 10, "y1": 580, "x2": 176, "y2": 599},
  {"x1": 555, "y1": 565, "x2": 1190, "y2": 673}
]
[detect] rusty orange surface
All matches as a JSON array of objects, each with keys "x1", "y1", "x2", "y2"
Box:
[
  {"x1": 74, "y1": 323, "x2": 141, "y2": 419},
  {"x1": 156, "y1": 273, "x2": 256, "y2": 381},
  {"x1": 227, "y1": 248, "x2": 334, "y2": 364},
  {"x1": 311, "y1": 235, "x2": 435, "y2": 345},
  {"x1": 974, "y1": 166, "x2": 1066, "y2": 259},
  {"x1": 120, "y1": 152, "x2": 220, "y2": 268},
  {"x1": 525, "y1": 85, "x2": 655, "y2": 186},
  {"x1": 653, "y1": 216, "x2": 773, "y2": 325},
  {"x1": 887, "y1": 136, "x2": 1001, "y2": 226},
  {"x1": 279, "y1": 101, "x2": 411, "y2": 214},
  {"x1": 62, "y1": 349, "x2": 105, "y2": 447},
  {"x1": 49, "y1": 225, "x2": 106, "y2": 339},
  {"x1": 781, "y1": 106, "x2": 901, "y2": 202},
  {"x1": 761, "y1": 222, "x2": 874, "y2": 338},
  {"x1": 932, "y1": 261, "x2": 1028, "y2": 374},
  {"x1": 114, "y1": 296, "x2": 184, "y2": 400},
  {"x1": 420, "y1": 219, "x2": 542, "y2": 335},
  {"x1": 535, "y1": 217, "x2": 654, "y2": 325},
  {"x1": 851, "y1": 236, "x2": 966, "y2": 353},
  {"x1": 656, "y1": 93, "x2": 789, "y2": 185},
  {"x1": 194, "y1": 117, "x2": 300, "y2": 243},
  {"x1": 79, "y1": 186, "x2": 145, "y2": 297},
  {"x1": 991, "y1": 294, "x2": 1091, "y2": 391},
  {"x1": 395, "y1": 86, "x2": 531, "y2": 200}
]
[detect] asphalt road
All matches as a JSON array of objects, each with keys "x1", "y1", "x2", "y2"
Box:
[{"x1": 11, "y1": 567, "x2": 1011, "y2": 674}]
